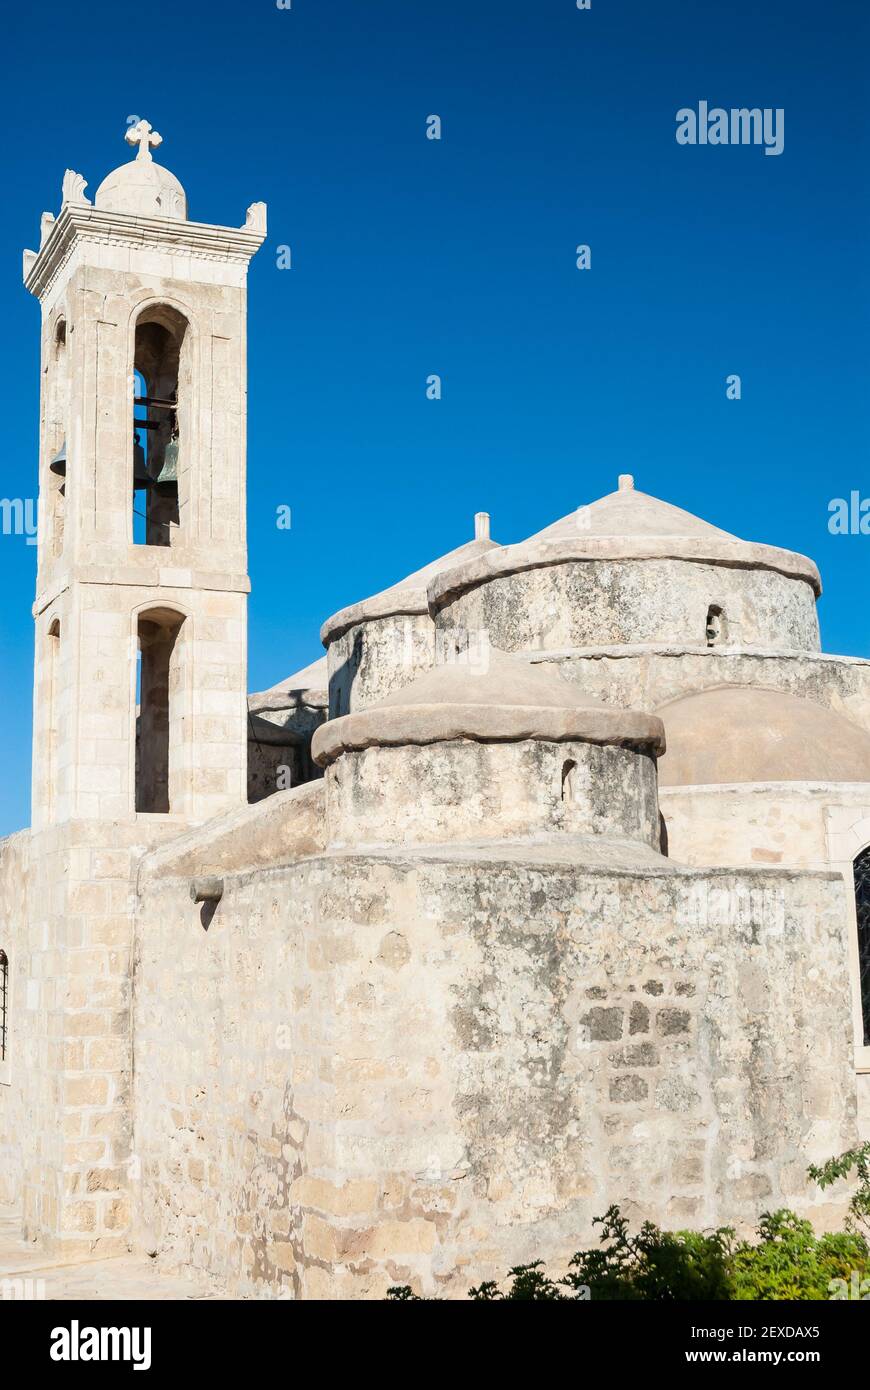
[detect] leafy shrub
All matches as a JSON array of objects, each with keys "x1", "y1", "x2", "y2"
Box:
[
  {"x1": 808, "y1": 1142, "x2": 870, "y2": 1237},
  {"x1": 387, "y1": 1151, "x2": 870, "y2": 1301},
  {"x1": 729, "y1": 1209, "x2": 867, "y2": 1301}
]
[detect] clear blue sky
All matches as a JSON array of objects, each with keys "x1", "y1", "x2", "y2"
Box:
[{"x1": 0, "y1": 0, "x2": 868, "y2": 836}]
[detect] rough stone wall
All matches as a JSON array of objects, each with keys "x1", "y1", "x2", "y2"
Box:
[
  {"x1": 0, "y1": 831, "x2": 31, "y2": 1204},
  {"x1": 132, "y1": 844, "x2": 856, "y2": 1298},
  {"x1": 660, "y1": 780, "x2": 870, "y2": 1122},
  {"x1": 434, "y1": 559, "x2": 820, "y2": 655},
  {"x1": 533, "y1": 648, "x2": 870, "y2": 734},
  {"x1": 660, "y1": 783, "x2": 834, "y2": 870},
  {"x1": 0, "y1": 817, "x2": 184, "y2": 1255},
  {"x1": 247, "y1": 738, "x2": 304, "y2": 803},
  {"x1": 247, "y1": 702, "x2": 325, "y2": 803},
  {"x1": 326, "y1": 740, "x2": 660, "y2": 849},
  {"x1": 327, "y1": 614, "x2": 434, "y2": 717}
]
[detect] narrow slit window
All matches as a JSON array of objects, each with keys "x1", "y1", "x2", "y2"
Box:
[
  {"x1": 561, "y1": 759, "x2": 577, "y2": 804},
  {"x1": 705, "y1": 605, "x2": 726, "y2": 648},
  {"x1": 854, "y1": 846, "x2": 870, "y2": 1047},
  {"x1": 0, "y1": 950, "x2": 8, "y2": 1064}
]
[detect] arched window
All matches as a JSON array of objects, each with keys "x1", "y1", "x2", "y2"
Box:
[
  {"x1": 46, "y1": 618, "x2": 61, "y2": 822},
  {"x1": 705, "y1": 605, "x2": 726, "y2": 648},
  {"x1": 0, "y1": 949, "x2": 8, "y2": 1067},
  {"x1": 136, "y1": 608, "x2": 187, "y2": 813},
  {"x1": 854, "y1": 846, "x2": 870, "y2": 1046},
  {"x1": 561, "y1": 759, "x2": 577, "y2": 804},
  {"x1": 48, "y1": 316, "x2": 68, "y2": 558},
  {"x1": 132, "y1": 306, "x2": 189, "y2": 548}
]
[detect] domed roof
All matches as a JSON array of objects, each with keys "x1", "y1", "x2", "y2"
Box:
[
  {"x1": 312, "y1": 648, "x2": 665, "y2": 766},
  {"x1": 320, "y1": 514, "x2": 500, "y2": 645},
  {"x1": 428, "y1": 476, "x2": 821, "y2": 610},
  {"x1": 657, "y1": 686, "x2": 870, "y2": 787},
  {"x1": 531, "y1": 475, "x2": 739, "y2": 543},
  {"x1": 94, "y1": 120, "x2": 187, "y2": 220}
]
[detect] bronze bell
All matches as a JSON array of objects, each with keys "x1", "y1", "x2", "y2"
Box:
[
  {"x1": 133, "y1": 433, "x2": 152, "y2": 489},
  {"x1": 49, "y1": 440, "x2": 67, "y2": 477},
  {"x1": 153, "y1": 436, "x2": 179, "y2": 495}
]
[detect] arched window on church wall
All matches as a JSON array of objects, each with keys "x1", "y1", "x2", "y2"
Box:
[
  {"x1": 705, "y1": 604, "x2": 727, "y2": 648},
  {"x1": 132, "y1": 306, "x2": 190, "y2": 548},
  {"x1": 854, "y1": 846, "x2": 870, "y2": 1047},
  {"x1": 0, "y1": 949, "x2": 8, "y2": 1070}
]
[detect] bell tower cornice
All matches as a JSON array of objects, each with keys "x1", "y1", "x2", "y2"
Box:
[{"x1": 24, "y1": 201, "x2": 267, "y2": 303}]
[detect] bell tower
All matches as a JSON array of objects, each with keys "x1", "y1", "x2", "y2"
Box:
[
  {"x1": 26, "y1": 120, "x2": 266, "y2": 827},
  {"x1": 20, "y1": 122, "x2": 265, "y2": 1252}
]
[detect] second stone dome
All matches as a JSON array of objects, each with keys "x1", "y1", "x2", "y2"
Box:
[
  {"x1": 312, "y1": 649, "x2": 665, "y2": 849},
  {"x1": 429, "y1": 476, "x2": 822, "y2": 656}
]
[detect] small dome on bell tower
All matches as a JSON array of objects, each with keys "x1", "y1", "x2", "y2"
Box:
[{"x1": 94, "y1": 120, "x2": 187, "y2": 220}]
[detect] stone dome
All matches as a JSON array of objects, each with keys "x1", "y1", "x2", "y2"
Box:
[
  {"x1": 429, "y1": 476, "x2": 821, "y2": 608},
  {"x1": 427, "y1": 476, "x2": 822, "y2": 657},
  {"x1": 313, "y1": 648, "x2": 665, "y2": 766},
  {"x1": 95, "y1": 158, "x2": 187, "y2": 220},
  {"x1": 94, "y1": 121, "x2": 187, "y2": 220},
  {"x1": 657, "y1": 686, "x2": 870, "y2": 787},
  {"x1": 531, "y1": 474, "x2": 738, "y2": 543}
]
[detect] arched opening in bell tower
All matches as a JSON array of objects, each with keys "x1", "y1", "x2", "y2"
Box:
[
  {"x1": 47, "y1": 317, "x2": 68, "y2": 559},
  {"x1": 45, "y1": 617, "x2": 61, "y2": 822},
  {"x1": 135, "y1": 607, "x2": 187, "y2": 813},
  {"x1": 132, "y1": 306, "x2": 189, "y2": 548}
]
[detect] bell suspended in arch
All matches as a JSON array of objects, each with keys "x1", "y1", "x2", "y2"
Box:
[
  {"x1": 49, "y1": 440, "x2": 67, "y2": 477},
  {"x1": 153, "y1": 436, "x2": 179, "y2": 496}
]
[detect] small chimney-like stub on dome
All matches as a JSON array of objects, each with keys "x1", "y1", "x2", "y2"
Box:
[
  {"x1": 618, "y1": 474, "x2": 635, "y2": 492},
  {"x1": 474, "y1": 511, "x2": 490, "y2": 542}
]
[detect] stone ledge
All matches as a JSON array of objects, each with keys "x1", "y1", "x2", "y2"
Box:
[
  {"x1": 428, "y1": 535, "x2": 823, "y2": 608},
  {"x1": 312, "y1": 704, "x2": 666, "y2": 767},
  {"x1": 25, "y1": 204, "x2": 266, "y2": 301}
]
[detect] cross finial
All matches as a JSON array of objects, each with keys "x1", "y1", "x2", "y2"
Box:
[{"x1": 125, "y1": 119, "x2": 163, "y2": 162}]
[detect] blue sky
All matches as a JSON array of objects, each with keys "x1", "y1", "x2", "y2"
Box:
[{"x1": 0, "y1": 0, "x2": 868, "y2": 835}]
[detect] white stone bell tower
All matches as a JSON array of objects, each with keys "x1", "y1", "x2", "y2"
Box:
[
  {"x1": 26, "y1": 119, "x2": 266, "y2": 828},
  {"x1": 19, "y1": 121, "x2": 265, "y2": 1252}
]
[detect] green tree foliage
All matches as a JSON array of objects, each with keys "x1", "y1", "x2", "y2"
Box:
[{"x1": 387, "y1": 1151, "x2": 870, "y2": 1301}]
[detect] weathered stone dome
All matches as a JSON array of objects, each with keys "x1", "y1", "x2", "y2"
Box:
[
  {"x1": 657, "y1": 686, "x2": 870, "y2": 786},
  {"x1": 322, "y1": 513, "x2": 502, "y2": 718},
  {"x1": 95, "y1": 158, "x2": 187, "y2": 220},
  {"x1": 313, "y1": 649, "x2": 664, "y2": 849},
  {"x1": 429, "y1": 476, "x2": 822, "y2": 655},
  {"x1": 432, "y1": 476, "x2": 821, "y2": 604},
  {"x1": 95, "y1": 122, "x2": 187, "y2": 220},
  {"x1": 313, "y1": 647, "x2": 665, "y2": 765}
]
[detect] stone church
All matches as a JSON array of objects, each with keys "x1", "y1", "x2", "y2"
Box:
[{"x1": 1, "y1": 124, "x2": 869, "y2": 1299}]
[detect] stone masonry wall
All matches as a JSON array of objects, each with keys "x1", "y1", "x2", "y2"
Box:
[
  {"x1": 433, "y1": 558, "x2": 820, "y2": 654},
  {"x1": 327, "y1": 614, "x2": 433, "y2": 717},
  {"x1": 326, "y1": 740, "x2": 660, "y2": 849},
  {"x1": 132, "y1": 844, "x2": 856, "y2": 1298},
  {"x1": 0, "y1": 831, "x2": 31, "y2": 1204},
  {"x1": 533, "y1": 648, "x2": 870, "y2": 734}
]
